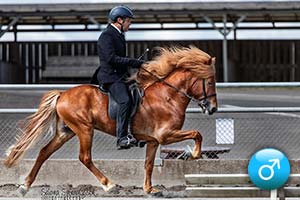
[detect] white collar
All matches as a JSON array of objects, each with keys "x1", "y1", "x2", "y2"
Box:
[{"x1": 110, "y1": 23, "x2": 122, "y2": 34}]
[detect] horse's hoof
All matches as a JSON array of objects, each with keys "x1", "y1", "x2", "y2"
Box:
[
  {"x1": 148, "y1": 190, "x2": 163, "y2": 197},
  {"x1": 103, "y1": 183, "x2": 116, "y2": 192},
  {"x1": 17, "y1": 184, "x2": 28, "y2": 196},
  {"x1": 147, "y1": 188, "x2": 163, "y2": 198},
  {"x1": 107, "y1": 184, "x2": 122, "y2": 194}
]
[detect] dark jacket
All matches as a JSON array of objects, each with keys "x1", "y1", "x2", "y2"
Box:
[{"x1": 96, "y1": 24, "x2": 143, "y2": 84}]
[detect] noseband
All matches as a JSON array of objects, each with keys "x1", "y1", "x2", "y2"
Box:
[{"x1": 197, "y1": 79, "x2": 217, "y2": 110}]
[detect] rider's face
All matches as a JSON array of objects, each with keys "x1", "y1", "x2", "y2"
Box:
[{"x1": 121, "y1": 17, "x2": 132, "y2": 32}]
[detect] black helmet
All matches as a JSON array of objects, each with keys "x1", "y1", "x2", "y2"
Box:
[{"x1": 108, "y1": 6, "x2": 134, "y2": 22}]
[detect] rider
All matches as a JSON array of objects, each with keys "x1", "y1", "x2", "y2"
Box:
[{"x1": 94, "y1": 6, "x2": 144, "y2": 150}]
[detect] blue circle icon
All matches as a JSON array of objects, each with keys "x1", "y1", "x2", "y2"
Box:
[{"x1": 248, "y1": 148, "x2": 290, "y2": 190}]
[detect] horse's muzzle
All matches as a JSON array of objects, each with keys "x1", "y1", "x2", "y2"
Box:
[{"x1": 199, "y1": 100, "x2": 217, "y2": 115}]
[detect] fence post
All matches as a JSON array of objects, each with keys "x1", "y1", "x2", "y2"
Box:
[{"x1": 270, "y1": 189, "x2": 277, "y2": 200}]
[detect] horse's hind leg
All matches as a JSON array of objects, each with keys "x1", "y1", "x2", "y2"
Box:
[
  {"x1": 160, "y1": 130, "x2": 203, "y2": 159},
  {"x1": 21, "y1": 119, "x2": 75, "y2": 195},
  {"x1": 76, "y1": 127, "x2": 115, "y2": 192}
]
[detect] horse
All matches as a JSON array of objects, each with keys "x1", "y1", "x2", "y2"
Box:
[{"x1": 4, "y1": 46, "x2": 218, "y2": 196}]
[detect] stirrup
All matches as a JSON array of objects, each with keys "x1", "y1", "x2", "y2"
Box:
[{"x1": 127, "y1": 134, "x2": 137, "y2": 144}]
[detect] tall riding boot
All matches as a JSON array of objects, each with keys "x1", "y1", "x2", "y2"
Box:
[
  {"x1": 116, "y1": 102, "x2": 130, "y2": 139},
  {"x1": 116, "y1": 102, "x2": 136, "y2": 149}
]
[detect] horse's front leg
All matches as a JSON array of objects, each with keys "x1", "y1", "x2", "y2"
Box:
[
  {"x1": 161, "y1": 130, "x2": 203, "y2": 159},
  {"x1": 144, "y1": 140, "x2": 160, "y2": 194}
]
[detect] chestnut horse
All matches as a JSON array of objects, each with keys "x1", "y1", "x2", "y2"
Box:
[{"x1": 4, "y1": 46, "x2": 217, "y2": 195}]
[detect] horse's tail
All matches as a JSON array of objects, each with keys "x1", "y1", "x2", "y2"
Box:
[{"x1": 4, "y1": 90, "x2": 61, "y2": 168}]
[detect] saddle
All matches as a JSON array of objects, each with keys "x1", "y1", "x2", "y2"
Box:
[{"x1": 99, "y1": 82, "x2": 144, "y2": 130}]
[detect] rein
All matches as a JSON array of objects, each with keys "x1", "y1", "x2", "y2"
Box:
[{"x1": 139, "y1": 67, "x2": 216, "y2": 105}]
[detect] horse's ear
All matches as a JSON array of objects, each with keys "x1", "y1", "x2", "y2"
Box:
[{"x1": 210, "y1": 57, "x2": 216, "y2": 65}]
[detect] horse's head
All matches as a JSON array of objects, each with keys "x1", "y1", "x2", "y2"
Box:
[
  {"x1": 134, "y1": 46, "x2": 218, "y2": 115},
  {"x1": 189, "y1": 57, "x2": 218, "y2": 115}
]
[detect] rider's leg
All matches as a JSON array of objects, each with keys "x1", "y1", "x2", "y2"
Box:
[{"x1": 108, "y1": 81, "x2": 136, "y2": 149}]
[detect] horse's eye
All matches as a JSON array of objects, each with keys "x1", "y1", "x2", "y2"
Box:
[{"x1": 208, "y1": 82, "x2": 214, "y2": 86}]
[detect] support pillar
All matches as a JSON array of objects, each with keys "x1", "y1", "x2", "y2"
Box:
[
  {"x1": 203, "y1": 15, "x2": 246, "y2": 82},
  {"x1": 222, "y1": 14, "x2": 228, "y2": 82}
]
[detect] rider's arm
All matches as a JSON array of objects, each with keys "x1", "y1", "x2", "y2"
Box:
[{"x1": 99, "y1": 32, "x2": 144, "y2": 68}]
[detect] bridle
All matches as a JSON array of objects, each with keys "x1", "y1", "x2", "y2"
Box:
[
  {"x1": 140, "y1": 67, "x2": 216, "y2": 109},
  {"x1": 197, "y1": 79, "x2": 217, "y2": 111}
]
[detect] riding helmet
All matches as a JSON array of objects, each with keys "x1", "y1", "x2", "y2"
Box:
[{"x1": 108, "y1": 6, "x2": 134, "y2": 22}]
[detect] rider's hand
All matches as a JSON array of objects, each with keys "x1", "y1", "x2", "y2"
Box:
[{"x1": 131, "y1": 59, "x2": 145, "y2": 68}]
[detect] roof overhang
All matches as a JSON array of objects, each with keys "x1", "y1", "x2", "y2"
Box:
[{"x1": 0, "y1": 1, "x2": 300, "y2": 30}]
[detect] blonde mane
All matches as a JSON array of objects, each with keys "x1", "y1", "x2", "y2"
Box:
[{"x1": 133, "y1": 46, "x2": 215, "y2": 89}]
